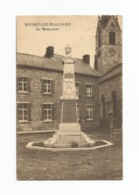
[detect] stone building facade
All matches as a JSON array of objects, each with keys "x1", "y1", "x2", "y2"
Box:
[
  {"x1": 16, "y1": 15, "x2": 122, "y2": 132},
  {"x1": 16, "y1": 52, "x2": 100, "y2": 132}
]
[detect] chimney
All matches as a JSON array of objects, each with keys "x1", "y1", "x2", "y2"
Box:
[
  {"x1": 44, "y1": 46, "x2": 54, "y2": 58},
  {"x1": 83, "y1": 54, "x2": 90, "y2": 64}
]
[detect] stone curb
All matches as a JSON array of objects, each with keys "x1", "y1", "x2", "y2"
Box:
[{"x1": 26, "y1": 139, "x2": 114, "y2": 152}]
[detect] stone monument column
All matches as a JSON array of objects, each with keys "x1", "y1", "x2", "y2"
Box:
[{"x1": 59, "y1": 44, "x2": 81, "y2": 132}]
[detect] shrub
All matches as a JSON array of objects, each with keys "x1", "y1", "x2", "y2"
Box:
[{"x1": 70, "y1": 142, "x2": 78, "y2": 148}]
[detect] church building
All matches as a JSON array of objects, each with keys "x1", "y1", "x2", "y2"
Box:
[{"x1": 94, "y1": 15, "x2": 122, "y2": 129}]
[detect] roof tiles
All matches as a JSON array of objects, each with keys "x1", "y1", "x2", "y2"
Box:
[{"x1": 16, "y1": 53, "x2": 101, "y2": 77}]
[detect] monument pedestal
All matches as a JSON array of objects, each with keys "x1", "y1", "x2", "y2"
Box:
[{"x1": 43, "y1": 126, "x2": 95, "y2": 148}]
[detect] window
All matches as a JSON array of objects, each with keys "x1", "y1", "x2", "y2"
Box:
[
  {"x1": 18, "y1": 78, "x2": 29, "y2": 92},
  {"x1": 75, "y1": 83, "x2": 80, "y2": 96},
  {"x1": 112, "y1": 91, "x2": 117, "y2": 117},
  {"x1": 42, "y1": 80, "x2": 52, "y2": 94},
  {"x1": 98, "y1": 51, "x2": 100, "y2": 58},
  {"x1": 18, "y1": 104, "x2": 29, "y2": 122},
  {"x1": 86, "y1": 106, "x2": 93, "y2": 120},
  {"x1": 77, "y1": 105, "x2": 80, "y2": 120},
  {"x1": 86, "y1": 84, "x2": 93, "y2": 97},
  {"x1": 98, "y1": 34, "x2": 101, "y2": 47},
  {"x1": 42, "y1": 104, "x2": 53, "y2": 121},
  {"x1": 109, "y1": 31, "x2": 115, "y2": 45},
  {"x1": 101, "y1": 95, "x2": 106, "y2": 119}
]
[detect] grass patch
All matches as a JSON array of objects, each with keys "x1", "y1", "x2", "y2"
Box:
[{"x1": 17, "y1": 131, "x2": 122, "y2": 180}]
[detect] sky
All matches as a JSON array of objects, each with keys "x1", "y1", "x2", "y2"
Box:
[{"x1": 17, "y1": 16, "x2": 122, "y2": 67}]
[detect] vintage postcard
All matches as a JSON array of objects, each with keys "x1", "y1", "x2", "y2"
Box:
[{"x1": 16, "y1": 15, "x2": 122, "y2": 180}]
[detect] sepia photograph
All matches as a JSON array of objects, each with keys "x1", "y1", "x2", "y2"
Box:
[{"x1": 16, "y1": 15, "x2": 122, "y2": 180}]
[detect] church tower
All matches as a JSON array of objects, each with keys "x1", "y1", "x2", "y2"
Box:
[{"x1": 94, "y1": 15, "x2": 122, "y2": 73}]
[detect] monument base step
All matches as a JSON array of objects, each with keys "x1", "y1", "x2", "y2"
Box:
[
  {"x1": 59, "y1": 123, "x2": 81, "y2": 131},
  {"x1": 43, "y1": 130, "x2": 95, "y2": 148},
  {"x1": 57, "y1": 131, "x2": 82, "y2": 136}
]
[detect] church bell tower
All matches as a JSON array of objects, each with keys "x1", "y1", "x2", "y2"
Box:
[{"x1": 94, "y1": 15, "x2": 122, "y2": 73}]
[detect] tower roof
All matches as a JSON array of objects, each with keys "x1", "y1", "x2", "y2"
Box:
[
  {"x1": 96, "y1": 15, "x2": 121, "y2": 35},
  {"x1": 100, "y1": 16, "x2": 111, "y2": 29},
  {"x1": 99, "y1": 15, "x2": 113, "y2": 29}
]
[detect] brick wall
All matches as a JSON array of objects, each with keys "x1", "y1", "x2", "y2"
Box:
[{"x1": 17, "y1": 67, "x2": 62, "y2": 131}]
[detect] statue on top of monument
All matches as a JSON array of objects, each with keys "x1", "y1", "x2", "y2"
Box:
[
  {"x1": 62, "y1": 44, "x2": 75, "y2": 64},
  {"x1": 65, "y1": 44, "x2": 72, "y2": 56}
]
